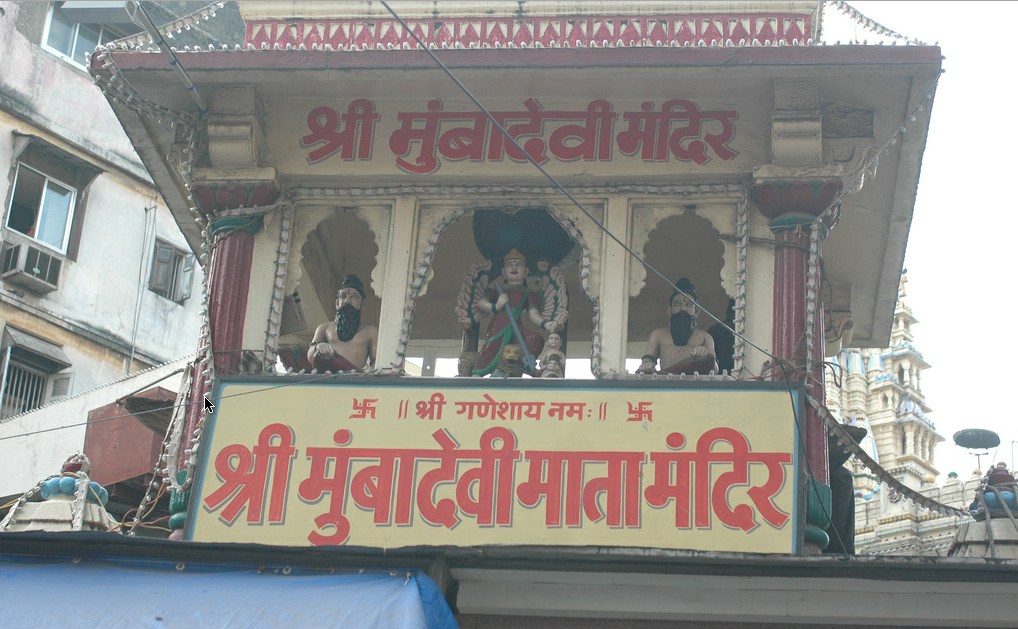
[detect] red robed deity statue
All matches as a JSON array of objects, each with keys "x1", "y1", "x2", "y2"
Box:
[{"x1": 457, "y1": 249, "x2": 568, "y2": 377}]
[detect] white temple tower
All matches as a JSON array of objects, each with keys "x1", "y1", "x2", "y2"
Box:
[{"x1": 826, "y1": 275, "x2": 978, "y2": 555}]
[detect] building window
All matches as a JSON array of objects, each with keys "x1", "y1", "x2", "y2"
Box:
[
  {"x1": 42, "y1": 3, "x2": 141, "y2": 68},
  {"x1": 3, "y1": 134, "x2": 102, "y2": 294},
  {"x1": 149, "y1": 240, "x2": 194, "y2": 304},
  {"x1": 45, "y1": 7, "x2": 108, "y2": 66},
  {"x1": 0, "y1": 328, "x2": 72, "y2": 419},
  {"x1": 7, "y1": 163, "x2": 75, "y2": 253},
  {"x1": 2, "y1": 361, "x2": 48, "y2": 417}
]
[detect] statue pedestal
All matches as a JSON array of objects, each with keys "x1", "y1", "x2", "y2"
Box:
[
  {"x1": 949, "y1": 520, "x2": 1018, "y2": 559},
  {"x1": 2, "y1": 496, "x2": 116, "y2": 533}
]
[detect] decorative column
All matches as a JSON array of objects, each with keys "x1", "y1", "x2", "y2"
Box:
[
  {"x1": 753, "y1": 177, "x2": 841, "y2": 553},
  {"x1": 181, "y1": 183, "x2": 274, "y2": 451},
  {"x1": 377, "y1": 195, "x2": 419, "y2": 371},
  {"x1": 599, "y1": 194, "x2": 631, "y2": 374},
  {"x1": 163, "y1": 86, "x2": 280, "y2": 538},
  {"x1": 167, "y1": 182, "x2": 273, "y2": 539}
]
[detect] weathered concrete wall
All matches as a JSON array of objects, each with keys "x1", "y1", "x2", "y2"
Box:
[
  {"x1": 0, "y1": 357, "x2": 187, "y2": 499},
  {"x1": 0, "y1": 1, "x2": 202, "y2": 390},
  {"x1": 0, "y1": 2, "x2": 205, "y2": 492}
]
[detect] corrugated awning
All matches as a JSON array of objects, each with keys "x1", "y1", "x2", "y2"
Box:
[{"x1": 2, "y1": 328, "x2": 71, "y2": 373}]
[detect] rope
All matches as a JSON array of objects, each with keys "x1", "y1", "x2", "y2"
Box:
[{"x1": 809, "y1": 396, "x2": 970, "y2": 518}]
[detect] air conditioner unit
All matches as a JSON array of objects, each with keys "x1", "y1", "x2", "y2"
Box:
[{"x1": 1, "y1": 241, "x2": 61, "y2": 294}]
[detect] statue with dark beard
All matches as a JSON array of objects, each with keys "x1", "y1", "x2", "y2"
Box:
[
  {"x1": 637, "y1": 278, "x2": 718, "y2": 376},
  {"x1": 670, "y1": 309, "x2": 697, "y2": 347},
  {"x1": 334, "y1": 299, "x2": 362, "y2": 342},
  {"x1": 307, "y1": 274, "x2": 379, "y2": 372}
]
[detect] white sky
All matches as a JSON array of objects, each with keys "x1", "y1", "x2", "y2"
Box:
[{"x1": 823, "y1": 2, "x2": 1018, "y2": 477}]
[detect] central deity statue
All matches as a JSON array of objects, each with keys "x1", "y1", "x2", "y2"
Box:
[{"x1": 457, "y1": 249, "x2": 568, "y2": 377}]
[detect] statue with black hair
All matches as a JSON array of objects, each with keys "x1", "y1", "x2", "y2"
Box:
[
  {"x1": 636, "y1": 278, "x2": 718, "y2": 376},
  {"x1": 307, "y1": 274, "x2": 378, "y2": 371}
]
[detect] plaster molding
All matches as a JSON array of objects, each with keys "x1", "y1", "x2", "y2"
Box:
[
  {"x1": 283, "y1": 203, "x2": 393, "y2": 309},
  {"x1": 628, "y1": 195, "x2": 744, "y2": 299},
  {"x1": 287, "y1": 183, "x2": 746, "y2": 199},
  {"x1": 286, "y1": 206, "x2": 337, "y2": 296},
  {"x1": 206, "y1": 117, "x2": 262, "y2": 170},
  {"x1": 753, "y1": 164, "x2": 845, "y2": 183},
  {"x1": 206, "y1": 86, "x2": 265, "y2": 170},
  {"x1": 349, "y1": 205, "x2": 394, "y2": 300}
]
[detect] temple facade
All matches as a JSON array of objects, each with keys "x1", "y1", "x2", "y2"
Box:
[
  {"x1": 5, "y1": 2, "x2": 1013, "y2": 627},
  {"x1": 825, "y1": 275, "x2": 981, "y2": 556},
  {"x1": 101, "y1": 0, "x2": 935, "y2": 568}
]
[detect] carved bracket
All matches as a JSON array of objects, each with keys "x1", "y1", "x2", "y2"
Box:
[
  {"x1": 751, "y1": 179, "x2": 842, "y2": 234},
  {"x1": 190, "y1": 182, "x2": 278, "y2": 216}
]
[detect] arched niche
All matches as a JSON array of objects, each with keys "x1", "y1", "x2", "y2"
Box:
[
  {"x1": 405, "y1": 201, "x2": 595, "y2": 372},
  {"x1": 280, "y1": 209, "x2": 380, "y2": 351},
  {"x1": 627, "y1": 211, "x2": 729, "y2": 351}
]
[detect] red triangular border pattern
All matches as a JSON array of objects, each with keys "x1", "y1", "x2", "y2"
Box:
[{"x1": 243, "y1": 13, "x2": 814, "y2": 50}]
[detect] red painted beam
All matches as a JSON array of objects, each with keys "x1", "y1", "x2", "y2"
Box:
[{"x1": 106, "y1": 45, "x2": 943, "y2": 73}]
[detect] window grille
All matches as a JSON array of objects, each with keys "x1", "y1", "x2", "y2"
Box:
[
  {"x1": 0, "y1": 361, "x2": 47, "y2": 418},
  {"x1": 0, "y1": 330, "x2": 73, "y2": 418}
]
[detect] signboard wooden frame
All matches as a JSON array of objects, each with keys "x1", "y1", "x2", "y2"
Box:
[{"x1": 187, "y1": 376, "x2": 804, "y2": 553}]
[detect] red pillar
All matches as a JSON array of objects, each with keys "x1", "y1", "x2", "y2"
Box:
[
  {"x1": 180, "y1": 227, "x2": 256, "y2": 464},
  {"x1": 167, "y1": 182, "x2": 274, "y2": 538},
  {"x1": 754, "y1": 179, "x2": 841, "y2": 553},
  {"x1": 772, "y1": 226, "x2": 827, "y2": 481}
]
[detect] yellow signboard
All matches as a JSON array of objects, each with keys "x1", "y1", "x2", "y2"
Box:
[{"x1": 188, "y1": 378, "x2": 801, "y2": 553}]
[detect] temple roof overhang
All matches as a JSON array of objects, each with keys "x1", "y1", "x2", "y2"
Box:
[{"x1": 96, "y1": 43, "x2": 940, "y2": 348}]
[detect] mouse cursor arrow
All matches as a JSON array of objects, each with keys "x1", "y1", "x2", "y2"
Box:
[{"x1": 204, "y1": 396, "x2": 215, "y2": 414}]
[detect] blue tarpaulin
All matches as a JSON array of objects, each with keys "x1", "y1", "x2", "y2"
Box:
[{"x1": 0, "y1": 556, "x2": 458, "y2": 629}]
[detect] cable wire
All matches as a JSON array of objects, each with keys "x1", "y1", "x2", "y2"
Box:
[
  {"x1": 378, "y1": 2, "x2": 857, "y2": 552},
  {"x1": 6, "y1": 8, "x2": 938, "y2": 550},
  {"x1": 378, "y1": 1, "x2": 774, "y2": 364},
  {"x1": 0, "y1": 370, "x2": 365, "y2": 442}
]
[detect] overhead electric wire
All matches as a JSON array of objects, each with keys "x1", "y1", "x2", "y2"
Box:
[
  {"x1": 6, "y1": 6, "x2": 940, "y2": 549},
  {"x1": 0, "y1": 370, "x2": 359, "y2": 442},
  {"x1": 380, "y1": 1, "x2": 849, "y2": 551},
  {"x1": 9, "y1": 6, "x2": 828, "y2": 443},
  {"x1": 378, "y1": 1, "x2": 771, "y2": 363}
]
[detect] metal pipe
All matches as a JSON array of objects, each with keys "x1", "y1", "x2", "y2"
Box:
[
  {"x1": 124, "y1": 1, "x2": 208, "y2": 117},
  {"x1": 127, "y1": 204, "x2": 156, "y2": 375}
]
